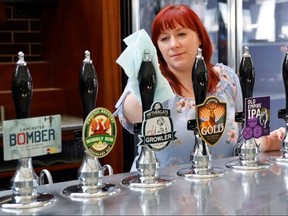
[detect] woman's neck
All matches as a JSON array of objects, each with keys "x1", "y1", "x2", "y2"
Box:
[
  {"x1": 172, "y1": 69, "x2": 195, "y2": 99},
  {"x1": 179, "y1": 85, "x2": 195, "y2": 98}
]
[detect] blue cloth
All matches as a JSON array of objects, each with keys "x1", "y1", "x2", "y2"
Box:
[{"x1": 116, "y1": 29, "x2": 174, "y2": 106}]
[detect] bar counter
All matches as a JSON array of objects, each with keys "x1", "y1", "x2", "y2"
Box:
[{"x1": 0, "y1": 152, "x2": 288, "y2": 215}]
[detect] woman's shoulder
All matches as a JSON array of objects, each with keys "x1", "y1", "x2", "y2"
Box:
[
  {"x1": 214, "y1": 63, "x2": 239, "y2": 85},
  {"x1": 214, "y1": 63, "x2": 236, "y2": 78},
  {"x1": 211, "y1": 63, "x2": 240, "y2": 96}
]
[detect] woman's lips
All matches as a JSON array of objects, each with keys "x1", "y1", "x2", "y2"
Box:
[{"x1": 171, "y1": 52, "x2": 184, "y2": 58}]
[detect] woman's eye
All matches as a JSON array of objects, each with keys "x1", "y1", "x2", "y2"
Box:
[
  {"x1": 160, "y1": 37, "x2": 168, "y2": 42},
  {"x1": 178, "y1": 32, "x2": 186, "y2": 37}
]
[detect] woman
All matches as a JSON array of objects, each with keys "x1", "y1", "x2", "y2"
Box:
[{"x1": 115, "y1": 4, "x2": 284, "y2": 170}]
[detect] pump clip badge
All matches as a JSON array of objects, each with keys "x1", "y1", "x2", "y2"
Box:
[
  {"x1": 196, "y1": 96, "x2": 227, "y2": 146},
  {"x1": 83, "y1": 107, "x2": 117, "y2": 158},
  {"x1": 243, "y1": 96, "x2": 270, "y2": 140},
  {"x1": 139, "y1": 102, "x2": 176, "y2": 151}
]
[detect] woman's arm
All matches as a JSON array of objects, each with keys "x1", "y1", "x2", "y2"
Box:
[{"x1": 123, "y1": 93, "x2": 143, "y2": 124}]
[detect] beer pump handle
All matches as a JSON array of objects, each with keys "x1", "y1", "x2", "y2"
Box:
[
  {"x1": 235, "y1": 46, "x2": 255, "y2": 122},
  {"x1": 134, "y1": 50, "x2": 157, "y2": 134},
  {"x1": 187, "y1": 48, "x2": 208, "y2": 131},
  {"x1": 12, "y1": 51, "x2": 33, "y2": 119},
  {"x1": 238, "y1": 46, "x2": 255, "y2": 106},
  {"x1": 283, "y1": 47, "x2": 288, "y2": 112},
  {"x1": 138, "y1": 50, "x2": 157, "y2": 113},
  {"x1": 279, "y1": 46, "x2": 288, "y2": 119},
  {"x1": 79, "y1": 50, "x2": 99, "y2": 121},
  {"x1": 192, "y1": 48, "x2": 208, "y2": 106}
]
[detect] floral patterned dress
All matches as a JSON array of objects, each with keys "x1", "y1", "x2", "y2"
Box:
[{"x1": 114, "y1": 63, "x2": 243, "y2": 171}]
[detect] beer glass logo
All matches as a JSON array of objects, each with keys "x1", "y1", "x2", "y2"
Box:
[{"x1": 196, "y1": 96, "x2": 227, "y2": 146}]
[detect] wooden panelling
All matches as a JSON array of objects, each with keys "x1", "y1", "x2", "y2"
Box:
[
  {"x1": 0, "y1": 88, "x2": 66, "y2": 119},
  {"x1": 1, "y1": 62, "x2": 53, "y2": 90},
  {"x1": 95, "y1": 0, "x2": 123, "y2": 175},
  {"x1": 41, "y1": 0, "x2": 123, "y2": 173}
]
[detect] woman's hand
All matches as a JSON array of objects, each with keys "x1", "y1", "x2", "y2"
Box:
[
  {"x1": 259, "y1": 127, "x2": 285, "y2": 152},
  {"x1": 123, "y1": 93, "x2": 143, "y2": 124}
]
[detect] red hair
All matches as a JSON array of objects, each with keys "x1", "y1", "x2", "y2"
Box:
[{"x1": 151, "y1": 4, "x2": 219, "y2": 95}]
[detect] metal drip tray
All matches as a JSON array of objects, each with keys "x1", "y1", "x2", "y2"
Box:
[
  {"x1": 122, "y1": 175, "x2": 174, "y2": 190},
  {"x1": 62, "y1": 183, "x2": 120, "y2": 199},
  {"x1": 226, "y1": 159, "x2": 272, "y2": 170},
  {"x1": 0, "y1": 193, "x2": 56, "y2": 209},
  {"x1": 177, "y1": 166, "x2": 226, "y2": 179}
]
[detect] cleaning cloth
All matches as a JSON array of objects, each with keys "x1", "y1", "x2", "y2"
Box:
[{"x1": 116, "y1": 29, "x2": 174, "y2": 106}]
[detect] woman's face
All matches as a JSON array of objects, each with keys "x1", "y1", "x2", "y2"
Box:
[{"x1": 157, "y1": 23, "x2": 201, "y2": 74}]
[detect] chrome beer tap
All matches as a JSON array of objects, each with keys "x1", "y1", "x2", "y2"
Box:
[
  {"x1": 136, "y1": 49, "x2": 159, "y2": 184},
  {"x1": 177, "y1": 48, "x2": 226, "y2": 179},
  {"x1": 226, "y1": 46, "x2": 271, "y2": 170},
  {"x1": 122, "y1": 49, "x2": 174, "y2": 188},
  {"x1": 0, "y1": 52, "x2": 55, "y2": 209},
  {"x1": 63, "y1": 50, "x2": 119, "y2": 198}
]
